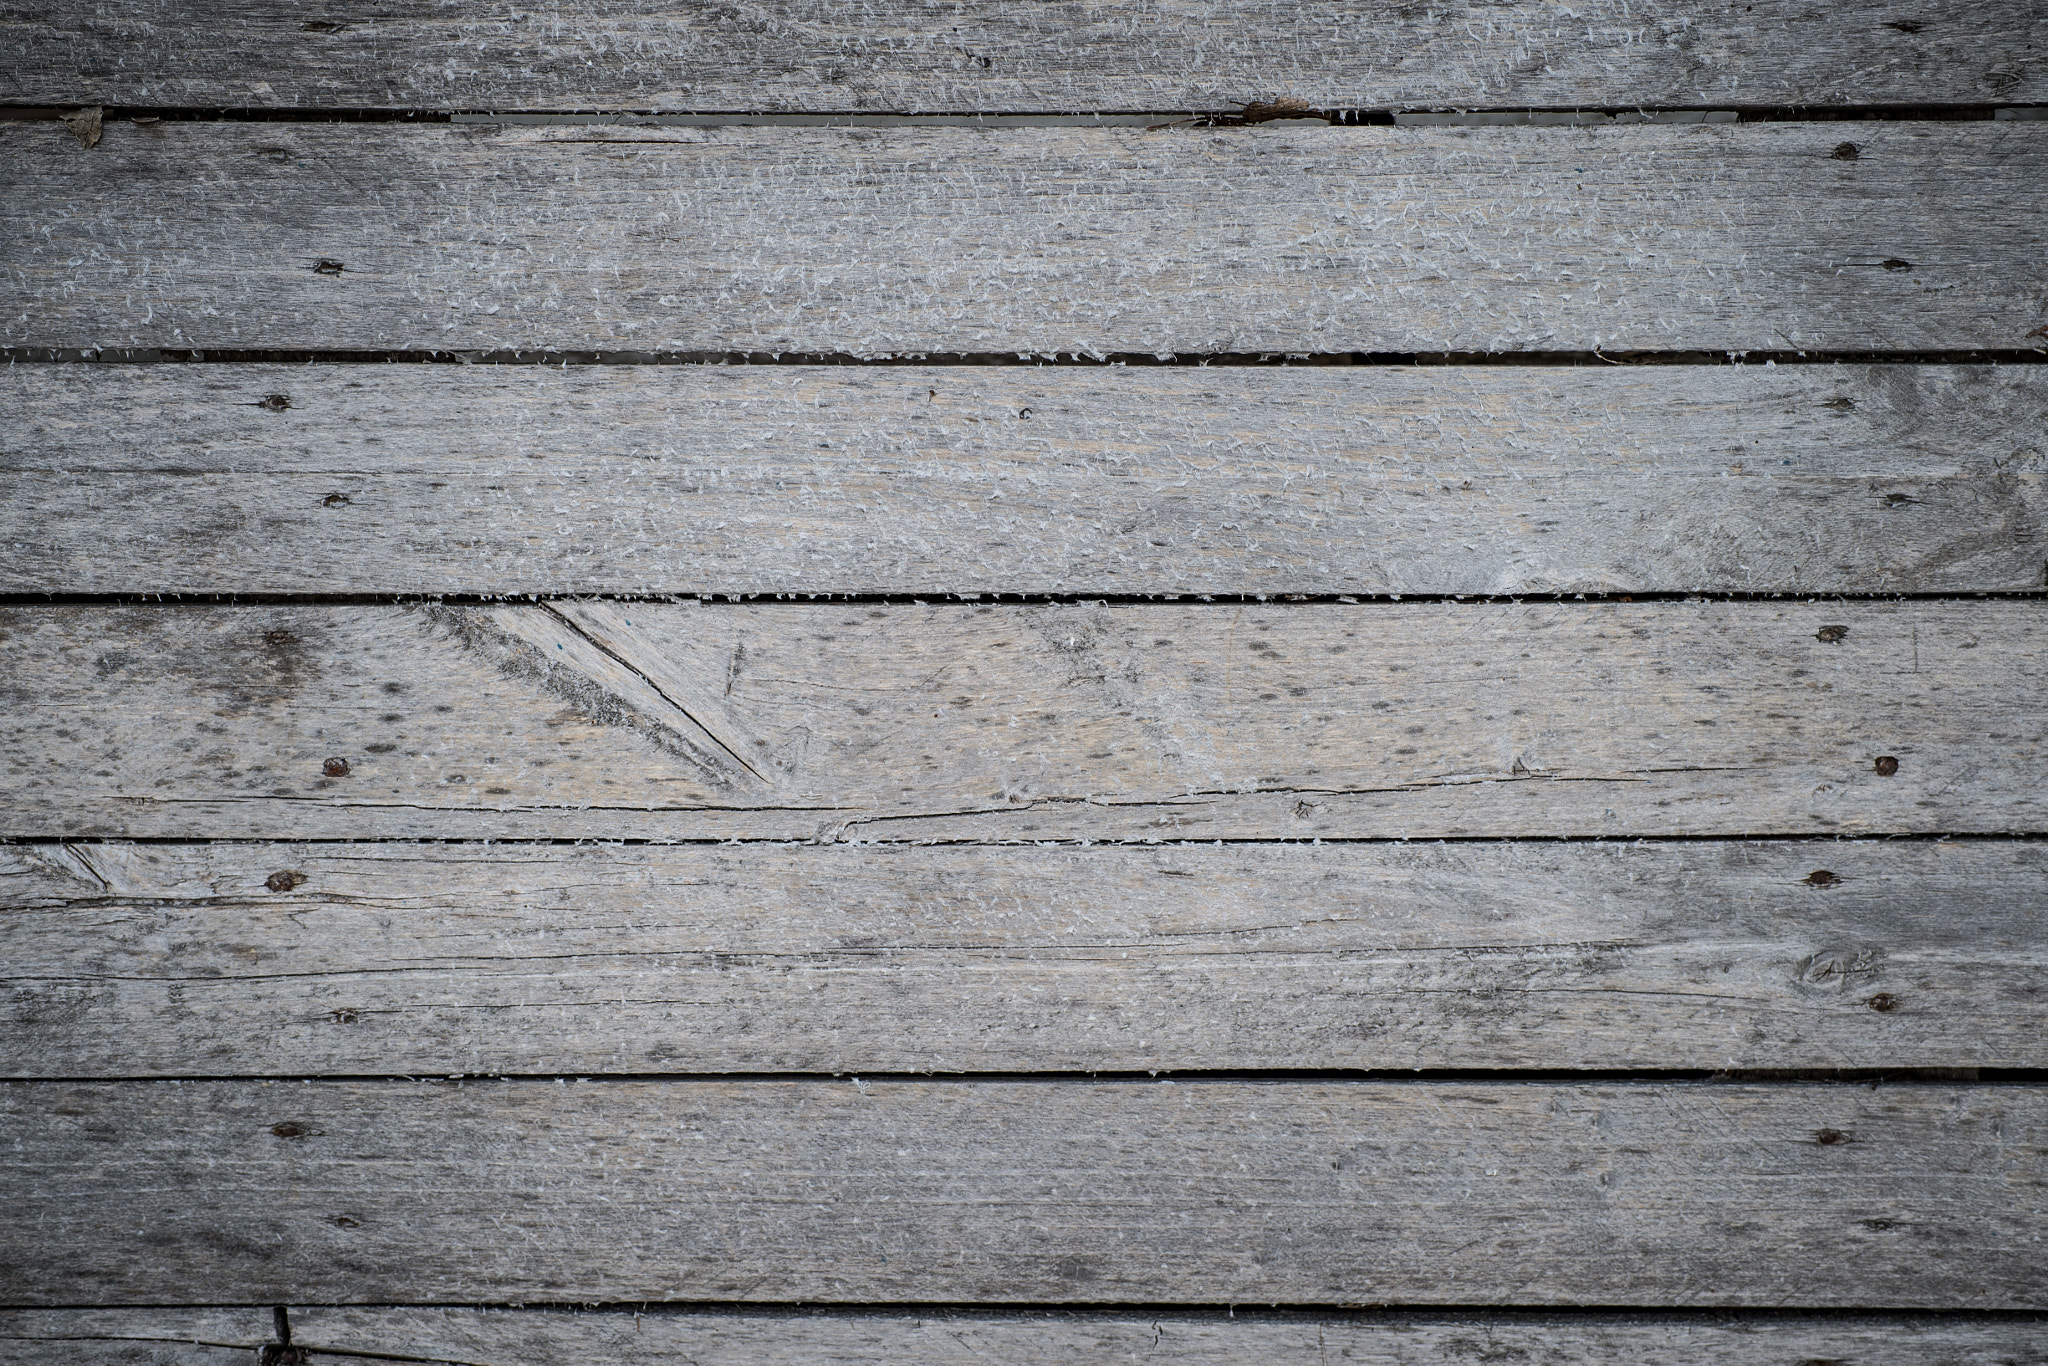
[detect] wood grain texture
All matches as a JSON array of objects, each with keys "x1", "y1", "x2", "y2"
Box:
[
  {"x1": 3, "y1": 600, "x2": 2041, "y2": 841},
  {"x1": 0, "y1": 1311, "x2": 265, "y2": 1365},
  {"x1": 7, "y1": 121, "x2": 2044, "y2": 355},
  {"x1": 5, "y1": 839, "x2": 2041, "y2": 1076},
  {"x1": 4, "y1": 1079, "x2": 2041, "y2": 1306},
  {"x1": 8, "y1": 1308, "x2": 2046, "y2": 1366},
  {"x1": 6, "y1": 362, "x2": 2044, "y2": 596},
  {"x1": 7, "y1": 0, "x2": 2043, "y2": 112}
]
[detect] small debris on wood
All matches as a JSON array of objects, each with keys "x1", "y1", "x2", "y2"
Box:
[
  {"x1": 1815, "y1": 624, "x2": 1849, "y2": 643},
  {"x1": 61, "y1": 107, "x2": 102, "y2": 148},
  {"x1": 1149, "y1": 98, "x2": 1331, "y2": 131},
  {"x1": 1831, "y1": 141, "x2": 1860, "y2": 160},
  {"x1": 1874, "y1": 755, "x2": 1899, "y2": 776}
]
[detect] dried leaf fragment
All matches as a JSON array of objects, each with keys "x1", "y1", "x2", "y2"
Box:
[
  {"x1": 62, "y1": 106, "x2": 102, "y2": 149},
  {"x1": 1148, "y1": 97, "x2": 1330, "y2": 131}
]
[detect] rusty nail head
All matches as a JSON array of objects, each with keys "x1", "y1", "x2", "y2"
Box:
[{"x1": 323, "y1": 757, "x2": 351, "y2": 777}]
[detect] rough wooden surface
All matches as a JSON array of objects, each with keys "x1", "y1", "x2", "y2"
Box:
[
  {"x1": 8, "y1": 0, "x2": 2043, "y2": 112},
  {"x1": 8, "y1": 1308, "x2": 2047, "y2": 1366},
  {"x1": 6, "y1": 362, "x2": 2044, "y2": 596},
  {"x1": 5, "y1": 839, "x2": 2040, "y2": 1076},
  {"x1": 5, "y1": 1079, "x2": 2041, "y2": 1306},
  {"x1": 3, "y1": 600, "x2": 2040, "y2": 840},
  {"x1": 7, "y1": 121, "x2": 2044, "y2": 356}
]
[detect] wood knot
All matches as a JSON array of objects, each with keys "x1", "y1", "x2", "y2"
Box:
[
  {"x1": 330, "y1": 1009, "x2": 360, "y2": 1024},
  {"x1": 264, "y1": 870, "x2": 307, "y2": 893},
  {"x1": 1813, "y1": 1128, "x2": 1850, "y2": 1146},
  {"x1": 1880, "y1": 258, "x2": 1912, "y2": 272},
  {"x1": 1830, "y1": 142, "x2": 1860, "y2": 160},
  {"x1": 258, "y1": 394, "x2": 292, "y2": 412},
  {"x1": 1802, "y1": 870, "x2": 1839, "y2": 887},
  {"x1": 312, "y1": 259, "x2": 347, "y2": 275},
  {"x1": 1815, "y1": 624, "x2": 1848, "y2": 643},
  {"x1": 1868, "y1": 992, "x2": 1900, "y2": 1012},
  {"x1": 1873, "y1": 755, "x2": 1899, "y2": 776},
  {"x1": 322, "y1": 757, "x2": 351, "y2": 777},
  {"x1": 270, "y1": 1122, "x2": 309, "y2": 1139}
]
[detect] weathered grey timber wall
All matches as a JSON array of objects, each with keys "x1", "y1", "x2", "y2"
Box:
[{"x1": 3, "y1": 3, "x2": 2043, "y2": 1358}]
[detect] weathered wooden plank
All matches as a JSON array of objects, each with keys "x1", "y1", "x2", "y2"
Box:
[
  {"x1": 6, "y1": 121, "x2": 2043, "y2": 355},
  {"x1": 4, "y1": 839, "x2": 2040, "y2": 1076},
  {"x1": 4, "y1": 1079, "x2": 2041, "y2": 1305},
  {"x1": 9, "y1": 1308, "x2": 2047, "y2": 1366},
  {"x1": 2, "y1": 600, "x2": 2040, "y2": 840},
  {"x1": 0, "y1": 1311, "x2": 266, "y2": 1365},
  {"x1": 9, "y1": 0, "x2": 2044, "y2": 112},
  {"x1": 6, "y1": 362, "x2": 2043, "y2": 596}
]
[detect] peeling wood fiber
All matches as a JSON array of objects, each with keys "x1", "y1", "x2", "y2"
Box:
[
  {"x1": 5, "y1": 121, "x2": 2044, "y2": 355},
  {"x1": 5, "y1": 363, "x2": 2044, "y2": 596},
  {"x1": 6, "y1": 0, "x2": 2043, "y2": 111},
  {"x1": 2, "y1": 600, "x2": 2039, "y2": 840}
]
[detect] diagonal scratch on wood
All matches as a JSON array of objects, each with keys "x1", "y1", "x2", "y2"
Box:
[
  {"x1": 420, "y1": 603, "x2": 767, "y2": 789},
  {"x1": 540, "y1": 603, "x2": 771, "y2": 785}
]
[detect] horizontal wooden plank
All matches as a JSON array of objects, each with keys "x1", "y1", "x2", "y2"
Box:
[
  {"x1": 3, "y1": 600, "x2": 2040, "y2": 840},
  {"x1": 9, "y1": 1, "x2": 2043, "y2": 112},
  {"x1": 0, "y1": 1311, "x2": 264, "y2": 1365},
  {"x1": 8, "y1": 1308, "x2": 2047, "y2": 1366},
  {"x1": 5, "y1": 839, "x2": 2040, "y2": 1076},
  {"x1": 5, "y1": 1079, "x2": 2041, "y2": 1305},
  {"x1": 6, "y1": 362, "x2": 2043, "y2": 596},
  {"x1": 6, "y1": 121, "x2": 2043, "y2": 355}
]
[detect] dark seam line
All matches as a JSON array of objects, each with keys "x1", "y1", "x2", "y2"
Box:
[
  {"x1": 9, "y1": 1300, "x2": 2046, "y2": 1319},
  {"x1": 2, "y1": 102, "x2": 2042, "y2": 123},
  {"x1": 2, "y1": 590, "x2": 2045, "y2": 607},
  {"x1": 7, "y1": 348, "x2": 2047, "y2": 367},
  {"x1": 6, "y1": 832, "x2": 2044, "y2": 847},
  {"x1": 6, "y1": 1068, "x2": 2042, "y2": 1085}
]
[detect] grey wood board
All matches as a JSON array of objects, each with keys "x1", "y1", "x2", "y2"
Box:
[
  {"x1": 7, "y1": 121, "x2": 2045, "y2": 355},
  {"x1": 7, "y1": 1308, "x2": 2046, "y2": 1366},
  {"x1": 4, "y1": 839, "x2": 2042, "y2": 1076},
  {"x1": 6, "y1": 362, "x2": 2044, "y2": 596},
  {"x1": 0, "y1": 1311, "x2": 263, "y2": 1366},
  {"x1": 3, "y1": 600, "x2": 2041, "y2": 841},
  {"x1": 4, "y1": 1079, "x2": 2041, "y2": 1305},
  {"x1": 7, "y1": 1, "x2": 2042, "y2": 112}
]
